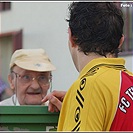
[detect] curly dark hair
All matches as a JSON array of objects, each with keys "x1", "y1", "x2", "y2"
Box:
[{"x1": 66, "y1": 2, "x2": 124, "y2": 57}]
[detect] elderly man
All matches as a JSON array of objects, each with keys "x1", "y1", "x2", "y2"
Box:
[{"x1": 0, "y1": 48, "x2": 56, "y2": 105}]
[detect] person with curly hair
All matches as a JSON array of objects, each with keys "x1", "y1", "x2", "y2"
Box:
[{"x1": 42, "y1": 2, "x2": 133, "y2": 131}]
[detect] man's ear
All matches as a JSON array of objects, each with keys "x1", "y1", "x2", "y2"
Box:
[
  {"x1": 68, "y1": 27, "x2": 77, "y2": 48},
  {"x1": 118, "y1": 34, "x2": 124, "y2": 48},
  {"x1": 8, "y1": 74, "x2": 15, "y2": 90}
]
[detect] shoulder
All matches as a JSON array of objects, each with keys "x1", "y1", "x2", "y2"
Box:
[{"x1": 0, "y1": 95, "x2": 15, "y2": 106}]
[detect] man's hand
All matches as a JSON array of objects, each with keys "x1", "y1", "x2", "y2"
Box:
[{"x1": 41, "y1": 90, "x2": 66, "y2": 112}]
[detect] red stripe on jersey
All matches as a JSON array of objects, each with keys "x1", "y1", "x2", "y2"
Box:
[{"x1": 110, "y1": 71, "x2": 133, "y2": 131}]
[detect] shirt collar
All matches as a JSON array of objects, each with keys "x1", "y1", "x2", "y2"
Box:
[
  {"x1": 12, "y1": 94, "x2": 20, "y2": 105},
  {"x1": 79, "y1": 58, "x2": 125, "y2": 79}
]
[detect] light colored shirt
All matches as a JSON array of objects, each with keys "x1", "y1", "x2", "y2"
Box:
[{"x1": 0, "y1": 94, "x2": 20, "y2": 106}]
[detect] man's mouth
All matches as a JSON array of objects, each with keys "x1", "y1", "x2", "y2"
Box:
[{"x1": 27, "y1": 92, "x2": 41, "y2": 95}]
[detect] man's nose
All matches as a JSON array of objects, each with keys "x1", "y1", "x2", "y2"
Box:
[{"x1": 30, "y1": 78, "x2": 40, "y2": 89}]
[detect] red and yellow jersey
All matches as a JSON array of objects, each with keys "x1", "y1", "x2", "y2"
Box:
[{"x1": 57, "y1": 58, "x2": 133, "y2": 131}]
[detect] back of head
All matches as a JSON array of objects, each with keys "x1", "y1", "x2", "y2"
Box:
[
  {"x1": 10, "y1": 48, "x2": 56, "y2": 72},
  {"x1": 67, "y1": 2, "x2": 124, "y2": 57}
]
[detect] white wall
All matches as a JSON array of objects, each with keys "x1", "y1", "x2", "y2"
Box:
[
  {"x1": 1, "y1": 2, "x2": 133, "y2": 92},
  {"x1": 1, "y1": 2, "x2": 78, "y2": 91},
  {"x1": 121, "y1": 55, "x2": 133, "y2": 72}
]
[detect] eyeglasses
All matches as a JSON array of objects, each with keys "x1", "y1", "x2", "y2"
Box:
[{"x1": 11, "y1": 71, "x2": 52, "y2": 86}]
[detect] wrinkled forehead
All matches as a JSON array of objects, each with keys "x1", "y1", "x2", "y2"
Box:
[{"x1": 12, "y1": 65, "x2": 51, "y2": 75}]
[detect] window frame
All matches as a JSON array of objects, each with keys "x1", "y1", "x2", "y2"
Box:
[{"x1": 0, "y1": 2, "x2": 11, "y2": 12}]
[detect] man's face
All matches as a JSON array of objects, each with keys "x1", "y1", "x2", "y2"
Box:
[{"x1": 8, "y1": 66, "x2": 51, "y2": 105}]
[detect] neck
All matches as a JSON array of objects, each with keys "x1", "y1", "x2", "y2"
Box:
[{"x1": 77, "y1": 52, "x2": 114, "y2": 72}]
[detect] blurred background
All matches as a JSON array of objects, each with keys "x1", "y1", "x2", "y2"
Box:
[{"x1": 0, "y1": 2, "x2": 133, "y2": 101}]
